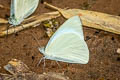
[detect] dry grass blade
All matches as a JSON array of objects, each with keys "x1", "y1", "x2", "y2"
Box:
[
  {"x1": 0, "y1": 18, "x2": 8, "y2": 24},
  {"x1": 44, "y1": 2, "x2": 73, "y2": 18},
  {"x1": 44, "y1": 2, "x2": 120, "y2": 35},
  {"x1": 0, "y1": 12, "x2": 60, "y2": 37},
  {"x1": 1, "y1": 59, "x2": 70, "y2": 80}
]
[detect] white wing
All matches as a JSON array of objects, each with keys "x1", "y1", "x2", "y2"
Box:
[
  {"x1": 9, "y1": 0, "x2": 39, "y2": 25},
  {"x1": 39, "y1": 16, "x2": 89, "y2": 64}
]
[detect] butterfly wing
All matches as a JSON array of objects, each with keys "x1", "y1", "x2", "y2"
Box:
[
  {"x1": 39, "y1": 16, "x2": 89, "y2": 64},
  {"x1": 9, "y1": 0, "x2": 39, "y2": 25}
]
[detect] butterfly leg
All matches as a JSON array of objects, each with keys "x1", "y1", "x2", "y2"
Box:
[
  {"x1": 37, "y1": 57, "x2": 43, "y2": 67},
  {"x1": 6, "y1": 25, "x2": 13, "y2": 37}
]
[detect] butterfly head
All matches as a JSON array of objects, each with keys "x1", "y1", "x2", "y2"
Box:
[
  {"x1": 38, "y1": 47, "x2": 45, "y2": 55},
  {"x1": 8, "y1": 14, "x2": 23, "y2": 26}
]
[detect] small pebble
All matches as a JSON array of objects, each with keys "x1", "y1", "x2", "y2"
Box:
[
  {"x1": 111, "y1": 37, "x2": 114, "y2": 41},
  {"x1": 15, "y1": 33, "x2": 19, "y2": 36},
  {"x1": 85, "y1": 36, "x2": 91, "y2": 41},
  {"x1": 117, "y1": 57, "x2": 120, "y2": 61},
  {"x1": 117, "y1": 48, "x2": 120, "y2": 54},
  {"x1": 23, "y1": 44, "x2": 27, "y2": 47},
  {"x1": 32, "y1": 56, "x2": 35, "y2": 60},
  {"x1": 94, "y1": 30, "x2": 100, "y2": 35}
]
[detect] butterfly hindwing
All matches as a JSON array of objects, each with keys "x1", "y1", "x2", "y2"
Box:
[
  {"x1": 9, "y1": 0, "x2": 39, "y2": 25},
  {"x1": 41, "y1": 16, "x2": 89, "y2": 64}
]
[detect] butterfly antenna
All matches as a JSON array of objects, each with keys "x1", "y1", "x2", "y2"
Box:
[{"x1": 31, "y1": 31, "x2": 41, "y2": 47}]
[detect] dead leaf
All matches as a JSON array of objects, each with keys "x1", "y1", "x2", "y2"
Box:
[
  {"x1": 4, "y1": 59, "x2": 30, "y2": 75},
  {"x1": 44, "y1": 2, "x2": 120, "y2": 35},
  {"x1": 0, "y1": 59, "x2": 70, "y2": 80}
]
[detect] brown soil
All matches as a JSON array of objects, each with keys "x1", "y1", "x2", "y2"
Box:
[{"x1": 0, "y1": 0, "x2": 120, "y2": 80}]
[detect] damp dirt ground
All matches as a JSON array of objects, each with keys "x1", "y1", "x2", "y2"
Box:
[{"x1": 0, "y1": 0, "x2": 120, "y2": 80}]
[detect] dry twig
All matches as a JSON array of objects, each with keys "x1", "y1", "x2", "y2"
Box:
[{"x1": 0, "y1": 12, "x2": 60, "y2": 37}]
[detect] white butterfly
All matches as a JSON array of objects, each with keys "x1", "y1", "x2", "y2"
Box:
[
  {"x1": 9, "y1": 0, "x2": 39, "y2": 25},
  {"x1": 38, "y1": 16, "x2": 89, "y2": 65}
]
